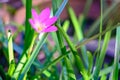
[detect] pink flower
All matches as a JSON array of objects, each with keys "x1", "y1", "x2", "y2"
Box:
[{"x1": 29, "y1": 8, "x2": 58, "y2": 33}]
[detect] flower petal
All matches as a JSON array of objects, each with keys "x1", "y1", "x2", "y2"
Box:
[
  {"x1": 29, "y1": 19, "x2": 37, "y2": 30},
  {"x1": 29, "y1": 19, "x2": 35, "y2": 28},
  {"x1": 44, "y1": 17, "x2": 57, "y2": 27},
  {"x1": 42, "y1": 26, "x2": 58, "y2": 32},
  {"x1": 39, "y1": 8, "x2": 50, "y2": 22},
  {"x1": 32, "y1": 9, "x2": 39, "y2": 19}
]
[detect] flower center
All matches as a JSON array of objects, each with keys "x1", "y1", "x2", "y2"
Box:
[{"x1": 35, "y1": 21, "x2": 46, "y2": 32}]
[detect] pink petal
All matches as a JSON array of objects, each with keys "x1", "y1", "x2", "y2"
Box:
[
  {"x1": 32, "y1": 9, "x2": 39, "y2": 19},
  {"x1": 44, "y1": 17, "x2": 57, "y2": 27},
  {"x1": 29, "y1": 19, "x2": 34, "y2": 27},
  {"x1": 39, "y1": 8, "x2": 50, "y2": 22},
  {"x1": 42, "y1": 26, "x2": 58, "y2": 32},
  {"x1": 29, "y1": 19, "x2": 37, "y2": 30}
]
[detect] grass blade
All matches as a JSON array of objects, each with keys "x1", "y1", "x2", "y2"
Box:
[
  {"x1": 68, "y1": 7, "x2": 88, "y2": 68},
  {"x1": 7, "y1": 30, "x2": 15, "y2": 77},
  {"x1": 111, "y1": 26, "x2": 120, "y2": 80},
  {"x1": 92, "y1": 28, "x2": 111, "y2": 79},
  {"x1": 18, "y1": 33, "x2": 48, "y2": 80}
]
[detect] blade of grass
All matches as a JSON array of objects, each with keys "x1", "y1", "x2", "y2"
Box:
[
  {"x1": 92, "y1": 28, "x2": 111, "y2": 79},
  {"x1": 63, "y1": 20, "x2": 70, "y2": 32},
  {"x1": 87, "y1": 51, "x2": 93, "y2": 76},
  {"x1": 52, "y1": 0, "x2": 76, "y2": 79},
  {"x1": 57, "y1": 24, "x2": 88, "y2": 79},
  {"x1": 12, "y1": 0, "x2": 34, "y2": 79},
  {"x1": 93, "y1": 0, "x2": 103, "y2": 73},
  {"x1": 7, "y1": 30, "x2": 15, "y2": 77},
  {"x1": 56, "y1": 24, "x2": 76, "y2": 80},
  {"x1": 97, "y1": 0, "x2": 103, "y2": 56},
  {"x1": 111, "y1": 26, "x2": 120, "y2": 80},
  {"x1": 68, "y1": 7, "x2": 88, "y2": 69},
  {"x1": 68, "y1": 7, "x2": 83, "y2": 40},
  {"x1": 24, "y1": 0, "x2": 34, "y2": 52},
  {"x1": 64, "y1": 57, "x2": 76, "y2": 80},
  {"x1": 99, "y1": 63, "x2": 120, "y2": 76},
  {"x1": 12, "y1": 32, "x2": 37, "y2": 79},
  {"x1": 18, "y1": 33, "x2": 48, "y2": 80}
]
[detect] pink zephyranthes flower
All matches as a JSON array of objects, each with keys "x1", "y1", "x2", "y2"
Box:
[{"x1": 29, "y1": 8, "x2": 58, "y2": 33}]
